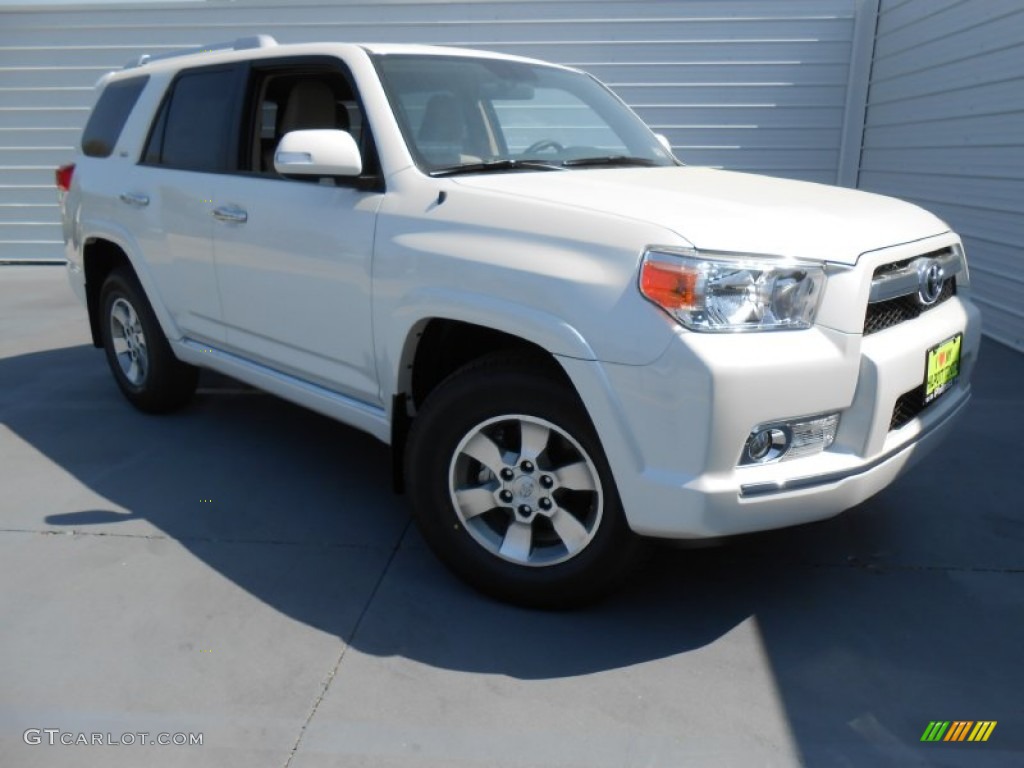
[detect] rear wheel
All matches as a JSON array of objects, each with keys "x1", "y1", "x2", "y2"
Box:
[
  {"x1": 406, "y1": 355, "x2": 641, "y2": 608},
  {"x1": 99, "y1": 268, "x2": 197, "y2": 413}
]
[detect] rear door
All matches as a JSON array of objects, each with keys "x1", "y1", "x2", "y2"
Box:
[{"x1": 132, "y1": 65, "x2": 244, "y2": 344}]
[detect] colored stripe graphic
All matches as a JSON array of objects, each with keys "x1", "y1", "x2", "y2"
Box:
[
  {"x1": 969, "y1": 722, "x2": 997, "y2": 742},
  {"x1": 945, "y1": 721, "x2": 972, "y2": 741},
  {"x1": 921, "y1": 720, "x2": 996, "y2": 742},
  {"x1": 921, "y1": 721, "x2": 949, "y2": 741}
]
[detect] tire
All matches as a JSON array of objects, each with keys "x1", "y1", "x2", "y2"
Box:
[
  {"x1": 98, "y1": 268, "x2": 198, "y2": 413},
  {"x1": 405, "y1": 354, "x2": 642, "y2": 608}
]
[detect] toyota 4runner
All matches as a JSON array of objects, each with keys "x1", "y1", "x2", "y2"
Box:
[{"x1": 57, "y1": 36, "x2": 981, "y2": 607}]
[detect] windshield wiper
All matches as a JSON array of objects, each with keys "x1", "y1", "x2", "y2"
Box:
[
  {"x1": 560, "y1": 155, "x2": 661, "y2": 169},
  {"x1": 430, "y1": 159, "x2": 565, "y2": 177}
]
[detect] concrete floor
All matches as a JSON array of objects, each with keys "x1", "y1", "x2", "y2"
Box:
[{"x1": 1, "y1": 265, "x2": 1021, "y2": 767}]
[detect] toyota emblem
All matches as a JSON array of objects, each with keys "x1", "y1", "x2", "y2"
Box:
[{"x1": 917, "y1": 259, "x2": 945, "y2": 306}]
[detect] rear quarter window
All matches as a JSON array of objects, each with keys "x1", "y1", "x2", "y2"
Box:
[{"x1": 81, "y1": 76, "x2": 149, "y2": 158}]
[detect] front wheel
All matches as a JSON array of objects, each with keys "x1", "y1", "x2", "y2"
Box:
[{"x1": 405, "y1": 355, "x2": 641, "y2": 608}]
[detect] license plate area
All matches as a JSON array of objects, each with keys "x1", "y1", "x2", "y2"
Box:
[{"x1": 924, "y1": 333, "x2": 962, "y2": 404}]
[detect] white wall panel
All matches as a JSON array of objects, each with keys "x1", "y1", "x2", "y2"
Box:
[
  {"x1": 859, "y1": 0, "x2": 1024, "y2": 351},
  {"x1": 0, "y1": 0, "x2": 856, "y2": 261}
]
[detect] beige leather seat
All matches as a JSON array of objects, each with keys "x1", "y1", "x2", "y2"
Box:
[
  {"x1": 416, "y1": 92, "x2": 483, "y2": 165},
  {"x1": 418, "y1": 92, "x2": 463, "y2": 145},
  {"x1": 281, "y1": 80, "x2": 341, "y2": 132}
]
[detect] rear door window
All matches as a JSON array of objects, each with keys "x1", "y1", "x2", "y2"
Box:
[
  {"x1": 81, "y1": 76, "x2": 149, "y2": 158},
  {"x1": 144, "y1": 67, "x2": 240, "y2": 173}
]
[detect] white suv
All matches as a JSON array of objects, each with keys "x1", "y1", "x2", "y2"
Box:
[{"x1": 58, "y1": 37, "x2": 980, "y2": 606}]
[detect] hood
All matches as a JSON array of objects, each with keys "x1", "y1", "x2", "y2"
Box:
[{"x1": 450, "y1": 166, "x2": 949, "y2": 265}]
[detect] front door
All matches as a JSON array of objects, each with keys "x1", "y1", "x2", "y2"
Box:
[{"x1": 210, "y1": 63, "x2": 383, "y2": 405}]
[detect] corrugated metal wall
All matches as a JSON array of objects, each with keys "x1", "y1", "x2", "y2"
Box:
[
  {"x1": 0, "y1": 0, "x2": 856, "y2": 262},
  {"x1": 858, "y1": 0, "x2": 1024, "y2": 352}
]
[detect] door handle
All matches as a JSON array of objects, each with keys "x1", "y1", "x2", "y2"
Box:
[
  {"x1": 212, "y1": 205, "x2": 248, "y2": 224},
  {"x1": 119, "y1": 192, "x2": 149, "y2": 208}
]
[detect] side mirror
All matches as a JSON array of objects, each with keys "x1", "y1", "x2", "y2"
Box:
[
  {"x1": 274, "y1": 129, "x2": 362, "y2": 178},
  {"x1": 655, "y1": 133, "x2": 674, "y2": 156}
]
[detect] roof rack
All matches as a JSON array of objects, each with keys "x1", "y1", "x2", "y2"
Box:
[{"x1": 125, "y1": 35, "x2": 278, "y2": 69}]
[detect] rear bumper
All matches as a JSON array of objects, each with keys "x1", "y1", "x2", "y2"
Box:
[
  {"x1": 66, "y1": 258, "x2": 86, "y2": 306},
  {"x1": 559, "y1": 292, "x2": 981, "y2": 539}
]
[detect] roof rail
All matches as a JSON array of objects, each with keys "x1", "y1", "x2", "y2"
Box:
[{"x1": 125, "y1": 35, "x2": 278, "y2": 69}]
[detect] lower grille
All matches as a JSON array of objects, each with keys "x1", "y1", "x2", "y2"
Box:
[
  {"x1": 890, "y1": 385, "x2": 926, "y2": 431},
  {"x1": 864, "y1": 278, "x2": 955, "y2": 335}
]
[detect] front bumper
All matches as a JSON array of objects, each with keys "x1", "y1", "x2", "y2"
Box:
[{"x1": 559, "y1": 287, "x2": 981, "y2": 539}]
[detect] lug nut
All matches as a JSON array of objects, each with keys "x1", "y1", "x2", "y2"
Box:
[
  {"x1": 517, "y1": 504, "x2": 532, "y2": 518},
  {"x1": 539, "y1": 475, "x2": 554, "y2": 489},
  {"x1": 539, "y1": 497, "x2": 552, "y2": 511},
  {"x1": 520, "y1": 460, "x2": 534, "y2": 473},
  {"x1": 499, "y1": 490, "x2": 514, "y2": 503},
  {"x1": 500, "y1": 468, "x2": 515, "y2": 481}
]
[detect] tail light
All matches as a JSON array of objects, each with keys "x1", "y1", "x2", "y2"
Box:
[{"x1": 56, "y1": 163, "x2": 75, "y2": 193}]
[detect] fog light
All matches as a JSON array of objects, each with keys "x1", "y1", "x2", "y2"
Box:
[
  {"x1": 747, "y1": 430, "x2": 772, "y2": 460},
  {"x1": 740, "y1": 413, "x2": 840, "y2": 466},
  {"x1": 743, "y1": 427, "x2": 789, "y2": 464}
]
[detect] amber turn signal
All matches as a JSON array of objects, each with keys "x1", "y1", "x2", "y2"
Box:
[{"x1": 640, "y1": 258, "x2": 699, "y2": 310}]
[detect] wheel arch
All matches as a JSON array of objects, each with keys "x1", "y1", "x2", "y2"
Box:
[
  {"x1": 81, "y1": 231, "x2": 179, "y2": 349},
  {"x1": 82, "y1": 238, "x2": 131, "y2": 347},
  {"x1": 405, "y1": 319, "x2": 575, "y2": 410},
  {"x1": 383, "y1": 291, "x2": 597, "y2": 404}
]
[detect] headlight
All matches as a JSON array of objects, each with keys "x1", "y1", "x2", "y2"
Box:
[{"x1": 639, "y1": 247, "x2": 827, "y2": 332}]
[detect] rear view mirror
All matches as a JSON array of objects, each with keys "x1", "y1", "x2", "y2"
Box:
[{"x1": 274, "y1": 129, "x2": 362, "y2": 177}]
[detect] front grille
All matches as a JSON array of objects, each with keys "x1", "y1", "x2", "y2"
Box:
[
  {"x1": 890, "y1": 385, "x2": 926, "y2": 430},
  {"x1": 863, "y1": 278, "x2": 955, "y2": 335}
]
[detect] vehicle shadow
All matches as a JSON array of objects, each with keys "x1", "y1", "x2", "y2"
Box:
[
  {"x1": 4, "y1": 340, "x2": 1023, "y2": 763},
  {"x1": 4, "y1": 343, "x2": 756, "y2": 667}
]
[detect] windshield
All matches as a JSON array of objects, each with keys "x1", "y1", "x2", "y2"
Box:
[{"x1": 374, "y1": 54, "x2": 678, "y2": 175}]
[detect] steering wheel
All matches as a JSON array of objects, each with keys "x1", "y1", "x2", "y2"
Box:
[{"x1": 522, "y1": 139, "x2": 565, "y2": 155}]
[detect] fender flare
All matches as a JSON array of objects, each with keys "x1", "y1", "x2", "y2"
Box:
[
  {"x1": 80, "y1": 222, "x2": 183, "y2": 345},
  {"x1": 379, "y1": 286, "x2": 599, "y2": 403}
]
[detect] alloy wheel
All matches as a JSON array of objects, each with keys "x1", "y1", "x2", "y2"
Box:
[{"x1": 448, "y1": 414, "x2": 604, "y2": 567}]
